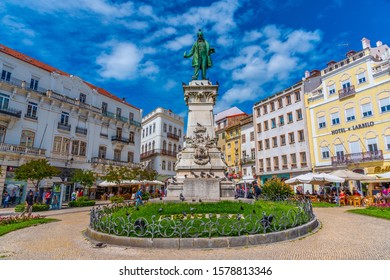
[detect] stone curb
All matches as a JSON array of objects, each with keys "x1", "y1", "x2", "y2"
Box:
[{"x1": 85, "y1": 217, "x2": 319, "y2": 249}]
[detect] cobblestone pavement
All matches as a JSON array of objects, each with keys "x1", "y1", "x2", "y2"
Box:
[{"x1": 0, "y1": 206, "x2": 389, "y2": 260}]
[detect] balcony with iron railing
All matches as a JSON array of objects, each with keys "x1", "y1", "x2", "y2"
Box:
[
  {"x1": 24, "y1": 113, "x2": 38, "y2": 120},
  {"x1": 0, "y1": 142, "x2": 46, "y2": 156},
  {"x1": 140, "y1": 149, "x2": 158, "y2": 160},
  {"x1": 57, "y1": 122, "x2": 71, "y2": 131},
  {"x1": 75, "y1": 126, "x2": 88, "y2": 135},
  {"x1": 331, "y1": 150, "x2": 383, "y2": 166},
  {"x1": 240, "y1": 157, "x2": 255, "y2": 165},
  {"x1": 338, "y1": 85, "x2": 356, "y2": 100},
  {"x1": 90, "y1": 157, "x2": 138, "y2": 168},
  {"x1": 111, "y1": 135, "x2": 130, "y2": 144},
  {"x1": 140, "y1": 149, "x2": 177, "y2": 160},
  {"x1": 167, "y1": 132, "x2": 180, "y2": 141},
  {"x1": 0, "y1": 106, "x2": 22, "y2": 118}
]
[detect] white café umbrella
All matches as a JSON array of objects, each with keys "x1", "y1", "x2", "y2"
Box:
[
  {"x1": 377, "y1": 171, "x2": 390, "y2": 179},
  {"x1": 98, "y1": 180, "x2": 117, "y2": 187},
  {"x1": 330, "y1": 169, "x2": 375, "y2": 181}
]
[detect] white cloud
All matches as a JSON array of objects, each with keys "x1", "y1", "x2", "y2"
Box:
[
  {"x1": 96, "y1": 42, "x2": 143, "y2": 80},
  {"x1": 1, "y1": 15, "x2": 35, "y2": 38},
  {"x1": 143, "y1": 27, "x2": 177, "y2": 43},
  {"x1": 243, "y1": 30, "x2": 263, "y2": 42},
  {"x1": 163, "y1": 79, "x2": 176, "y2": 91},
  {"x1": 164, "y1": 34, "x2": 194, "y2": 51}
]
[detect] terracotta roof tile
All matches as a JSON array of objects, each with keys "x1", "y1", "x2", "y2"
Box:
[{"x1": 0, "y1": 43, "x2": 139, "y2": 111}]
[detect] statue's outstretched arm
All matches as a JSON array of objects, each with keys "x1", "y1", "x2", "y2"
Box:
[{"x1": 184, "y1": 44, "x2": 195, "y2": 58}]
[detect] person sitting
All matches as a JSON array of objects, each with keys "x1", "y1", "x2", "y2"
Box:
[
  {"x1": 352, "y1": 188, "x2": 360, "y2": 196},
  {"x1": 305, "y1": 190, "x2": 311, "y2": 195},
  {"x1": 345, "y1": 189, "x2": 352, "y2": 196}
]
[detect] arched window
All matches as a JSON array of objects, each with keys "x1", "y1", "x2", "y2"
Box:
[
  {"x1": 173, "y1": 144, "x2": 177, "y2": 152},
  {"x1": 168, "y1": 142, "x2": 172, "y2": 151},
  {"x1": 163, "y1": 140, "x2": 167, "y2": 151}
]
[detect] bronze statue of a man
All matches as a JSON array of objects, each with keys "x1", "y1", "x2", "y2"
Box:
[{"x1": 184, "y1": 29, "x2": 215, "y2": 80}]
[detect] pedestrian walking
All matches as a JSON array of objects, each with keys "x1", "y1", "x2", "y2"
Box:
[
  {"x1": 21, "y1": 190, "x2": 34, "y2": 217},
  {"x1": 2, "y1": 191, "x2": 10, "y2": 208}
]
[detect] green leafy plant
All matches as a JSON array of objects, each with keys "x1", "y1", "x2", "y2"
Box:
[
  {"x1": 141, "y1": 192, "x2": 150, "y2": 201},
  {"x1": 68, "y1": 199, "x2": 96, "y2": 207},
  {"x1": 261, "y1": 178, "x2": 294, "y2": 200},
  {"x1": 110, "y1": 195, "x2": 124, "y2": 203},
  {"x1": 72, "y1": 169, "x2": 96, "y2": 199},
  {"x1": 14, "y1": 203, "x2": 50, "y2": 212}
]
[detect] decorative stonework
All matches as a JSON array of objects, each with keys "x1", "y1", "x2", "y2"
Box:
[
  {"x1": 184, "y1": 90, "x2": 217, "y2": 106},
  {"x1": 185, "y1": 123, "x2": 218, "y2": 165}
]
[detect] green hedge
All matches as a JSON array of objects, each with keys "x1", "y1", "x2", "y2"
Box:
[
  {"x1": 14, "y1": 203, "x2": 50, "y2": 212},
  {"x1": 110, "y1": 195, "x2": 124, "y2": 203},
  {"x1": 68, "y1": 199, "x2": 96, "y2": 207}
]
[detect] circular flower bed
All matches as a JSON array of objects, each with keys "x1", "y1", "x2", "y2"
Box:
[{"x1": 89, "y1": 199, "x2": 314, "y2": 239}]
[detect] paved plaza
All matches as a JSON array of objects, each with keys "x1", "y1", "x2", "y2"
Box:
[{"x1": 0, "y1": 205, "x2": 389, "y2": 260}]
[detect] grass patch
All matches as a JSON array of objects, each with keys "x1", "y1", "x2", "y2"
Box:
[
  {"x1": 0, "y1": 218, "x2": 58, "y2": 236},
  {"x1": 347, "y1": 207, "x2": 390, "y2": 220},
  {"x1": 311, "y1": 202, "x2": 338, "y2": 208}
]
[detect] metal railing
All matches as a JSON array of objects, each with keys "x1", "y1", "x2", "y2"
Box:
[
  {"x1": 167, "y1": 132, "x2": 180, "y2": 140},
  {"x1": 24, "y1": 113, "x2": 38, "y2": 120},
  {"x1": 90, "y1": 157, "x2": 138, "y2": 168},
  {"x1": 57, "y1": 122, "x2": 71, "y2": 131},
  {"x1": 140, "y1": 149, "x2": 178, "y2": 159},
  {"x1": 111, "y1": 135, "x2": 130, "y2": 144},
  {"x1": 0, "y1": 143, "x2": 46, "y2": 156},
  {"x1": 331, "y1": 150, "x2": 383, "y2": 166},
  {"x1": 0, "y1": 106, "x2": 22, "y2": 118},
  {"x1": 75, "y1": 126, "x2": 88, "y2": 135},
  {"x1": 338, "y1": 85, "x2": 356, "y2": 100}
]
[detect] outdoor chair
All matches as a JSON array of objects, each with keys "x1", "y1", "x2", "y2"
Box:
[
  {"x1": 347, "y1": 196, "x2": 354, "y2": 206},
  {"x1": 353, "y1": 196, "x2": 361, "y2": 207},
  {"x1": 339, "y1": 197, "x2": 346, "y2": 206}
]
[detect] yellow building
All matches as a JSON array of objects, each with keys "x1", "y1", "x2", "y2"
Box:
[{"x1": 305, "y1": 38, "x2": 390, "y2": 180}]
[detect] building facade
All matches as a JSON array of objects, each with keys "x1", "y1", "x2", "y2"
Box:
[
  {"x1": 0, "y1": 43, "x2": 142, "y2": 201},
  {"x1": 305, "y1": 38, "x2": 390, "y2": 177},
  {"x1": 253, "y1": 81, "x2": 312, "y2": 184},
  {"x1": 240, "y1": 114, "x2": 256, "y2": 179},
  {"x1": 140, "y1": 107, "x2": 184, "y2": 177}
]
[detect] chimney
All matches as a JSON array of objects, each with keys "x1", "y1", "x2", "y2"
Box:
[
  {"x1": 122, "y1": 97, "x2": 126, "y2": 102},
  {"x1": 361, "y1": 37, "x2": 371, "y2": 49},
  {"x1": 376, "y1": 41, "x2": 383, "y2": 47},
  {"x1": 304, "y1": 70, "x2": 310, "y2": 78}
]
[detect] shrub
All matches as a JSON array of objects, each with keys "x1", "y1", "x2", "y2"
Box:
[
  {"x1": 120, "y1": 193, "x2": 132, "y2": 200},
  {"x1": 14, "y1": 203, "x2": 50, "y2": 212},
  {"x1": 68, "y1": 199, "x2": 96, "y2": 207},
  {"x1": 141, "y1": 192, "x2": 150, "y2": 201},
  {"x1": 110, "y1": 195, "x2": 124, "y2": 203},
  {"x1": 261, "y1": 178, "x2": 294, "y2": 200}
]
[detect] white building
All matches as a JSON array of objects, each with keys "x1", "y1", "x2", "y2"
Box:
[
  {"x1": 0, "y1": 43, "x2": 142, "y2": 201},
  {"x1": 253, "y1": 81, "x2": 312, "y2": 184},
  {"x1": 140, "y1": 107, "x2": 184, "y2": 177},
  {"x1": 240, "y1": 115, "x2": 256, "y2": 179}
]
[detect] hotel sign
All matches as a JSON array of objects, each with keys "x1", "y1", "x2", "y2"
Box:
[{"x1": 331, "y1": 121, "x2": 374, "y2": 135}]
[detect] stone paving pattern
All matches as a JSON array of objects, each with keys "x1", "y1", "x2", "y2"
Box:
[{"x1": 0, "y1": 206, "x2": 389, "y2": 259}]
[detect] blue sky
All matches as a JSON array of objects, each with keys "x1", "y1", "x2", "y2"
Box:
[{"x1": 1, "y1": 0, "x2": 389, "y2": 117}]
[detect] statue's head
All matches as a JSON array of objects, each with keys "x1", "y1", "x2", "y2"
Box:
[{"x1": 197, "y1": 29, "x2": 204, "y2": 40}]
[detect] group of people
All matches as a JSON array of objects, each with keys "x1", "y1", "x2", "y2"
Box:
[
  {"x1": 2, "y1": 188, "x2": 21, "y2": 208},
  {"x1": 235, "y1": 183, "x2": 262, "y2": 199},
  {"x1": 71, "y1": 189, "x2": 84, "y2": 201}
]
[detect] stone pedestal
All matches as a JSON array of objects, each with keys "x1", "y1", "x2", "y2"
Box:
[{"x1": 167, "y1": 80, "x2": 235, "y2": 200}]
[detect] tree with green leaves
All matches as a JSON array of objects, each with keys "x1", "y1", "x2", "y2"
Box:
[
  {"x1": 102, "y1": 165, "x2": 134, "y2": 191},
  {"x1": 72, "y1": 169, "x2": 96, "y2": 199},
  {"x1": 14, "y1": 159, "x2": 60, "y2": 192}
]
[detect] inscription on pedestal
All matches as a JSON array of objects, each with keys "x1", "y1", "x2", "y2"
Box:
[{"x1": 183, "y1": 178, "x2": 220, "y2": 200}]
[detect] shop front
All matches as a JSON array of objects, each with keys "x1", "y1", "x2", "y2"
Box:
[
  {"x1": 259, "y1": 173, "x2": 290, "y2": 185},
  {"x1": 2, "y1": 166, "x2": 27, "y2": 206}
]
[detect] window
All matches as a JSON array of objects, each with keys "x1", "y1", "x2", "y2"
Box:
[
  {"x1": 265, "y1": 139, "x2": 270, "y2": 149},
  {"x1": 295, "y1": 91, "x2": 301, "y2": 101},
  {"x1": 98, "y1": 146, "x2": 106, "y2": 159},
  {"x1": 174, "y1": 127, "x2": 177, "y2": 136},
  {"x1": 169, "y1": 125, "x2": 172, "y2": 133},
  {"x1": 149, "y1": 125, "x2": 152, "y2": 135},
  {"x1": 72, "y1": 140, "x2": 80, "y2": 155},
  {"x1": 163, "y1": 140, "x2": 167, "y2": 150},
  {"x1": 250, "y1": 132, "x2": 254, "y2": 141},
  {"x1": 259, "y1": 159, "x2": 264, "y2": 171},
  {"x1": 318, "y1": 116, "x2": 326, "y2": 128},
  {"x1": 266, "y1": 158, "x2": 271, "y2": 171},
  {"x1": 335, "y1": 144, "x2": 344, "y2": 160},
  {"x1": 300, "y1": 152, "x2": 307, "y2": 166},
  {"x1": 342, "y1": 80, "x2": 351, "y2": 90},
  {"x1": 162, "y1": 160, "x2": 166, "y2": 170},
  {"x1": 0, "y1": 93, "x2": 10, "y2": 110},
  {"x1": 282, "y1": 155, "x2": 287, "y2": 169},
  {"x1": 116, "y1": 127, "x2": 122, "y2": 138},
  {"x1": 270, "y1": 102, "x2": 275, "y2": 111},
  {"x1": 345, "y1": 108, "x2": 356, "y2": 122},
  {"x1": 102, "y1": 102, "x2": 108, "y2": 114},
  {"x1": 288, "y1": 132, "x2": 295, "y2": 144},
  {"x1": 163, "y1": 123, "x2": 167, "y2": 132},
  {"x1": 263, "y1": 105, "x2": 268, "y2": 114},
  {"x1": 379, "y1": 97, "x2": 390, "y2": 113},
  {"x1": 129, "y1": 131, "x2": 135, "y2": 143},
  {"x1": 264, "y1": 120, "x2": 269, "y2": 131},
  {"x1": 286, "y1": 95, "x2": 292, "y2": 105},
  {"x1": 30, "y1": 77, "x2": 39, "y2": 91},
  {"x1": 296, "y1": 109, "x2": 303, "y2": 120},
  {"x1": 228, "y1": 155, "x2": 231, "y2": 161},
  {"x1": 256, "y1": 107, "x2": 261, "y2": 117},
  {"x1": 114, "y1": 149, "x2": 121, "y2": 161},
  {"x1": 0, "y1": 126, "x2": 6, "y2": 143},
  {"x1": 328, "y1": 84, "x2": 336, "y2": 95},
  {"x1": 1, "y1": 66, "x2": 12, "y2": 81},
  {"x1": 53, "y1": 136, "x2": 70, "y2": 154},
  {"x1": 290, "y1": 153, "x2": 297, "y2": 166},
  {"x1": 79, "y1": 93, "x2": 86, "y2": 103},
  {"x1": 168, "y1": 161, "x2": 172, "y2": 171},
  {"x1": 258, "y1": 140, "x2": 263, "y2": 151},
  {"x1": 251, "y1": 148, "x2": 255, "y2": 159},
  {"x1": 349, "y1": 141, "x2": 361, "y2": 154},
  {"x1": 298, "y1": 130, "x2": 305, "y2": 142},
  {"x1": 273, "y1": 156, "x2": 279, "y2": 170},
  {"x1": 20, "y1": 130, "x2": 35, "y2": 147},
  {"x1": 362, "y1": 103, "x2": 373, "y2": 117},
  {"x1": 256, "y1": 123, "x2": 262, "y2": 132},
  {"x1": 321, "y1": 147, "x2": 330, "y2": 159},
  {"x1": 367, "y1": 138, "x2": 378, "y2": 152},
  {"x1": 280, "y1": 135, "x2": 286, "y2": 146},
  {"x1": 278, "y1": 98, "x2": 283, "y2": 108},
  {"x1": 279, "y1": 115, "x2": 284, "y2": 126},
  {"x1": 271, "y1": 118, "x2": 276, "y2": 129},
  {"x1": 152, "y1": 123, "x2": 156, "y2": 133},
  {"x1": 272, "y1": 137, "x2": 278, "y2": 147},
  {"x1": 142, "y1": 129, "x2": 145, "y2": 138},
  {"x1": 129, "y1": 112, "x2": 134, "y2": 121},
  {"x1": 242, "y1": 150, "x2": 247, "y2": 159},
  {"x1": 227, "y1": 143, "x2": 231, "y2": 149},
  {"x1": 331, "y1": 112, "x2": 340, "y2": 125},
  {"x1": 79, "y1": 141, "x2": 86, "y2": 156},
  {"x1": 385, "y1": 135, "x2": 390, "y2": 150},
  {"x1": 128, "y1": 152, "x2": 134, "y2": 163},
  {"x1": 357, "y1": 72, "x2": 366, "y2": 84},
  {"x1": 116, "y1": 107, "x2": 121, "y2": 118},
  {"x1": 26, "y1": 102, "x2": 38, "y2": 119},
  {"x1": 60, "y1": 112, "x2": 69, "y2": 125},
  {"x1": 287, "y1": 112, "x2": 293, "y2": 123},
  {"x1": 222, "y1": 132, "x2": 225, "y2": 139},
  {"x1": 242, "y1": 134, "x2": 246, "y2": 143}
]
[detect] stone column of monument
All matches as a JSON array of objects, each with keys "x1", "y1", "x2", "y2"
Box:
[{"x1": 166, "y1": 80, "x2": 235, "y2": 201}]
